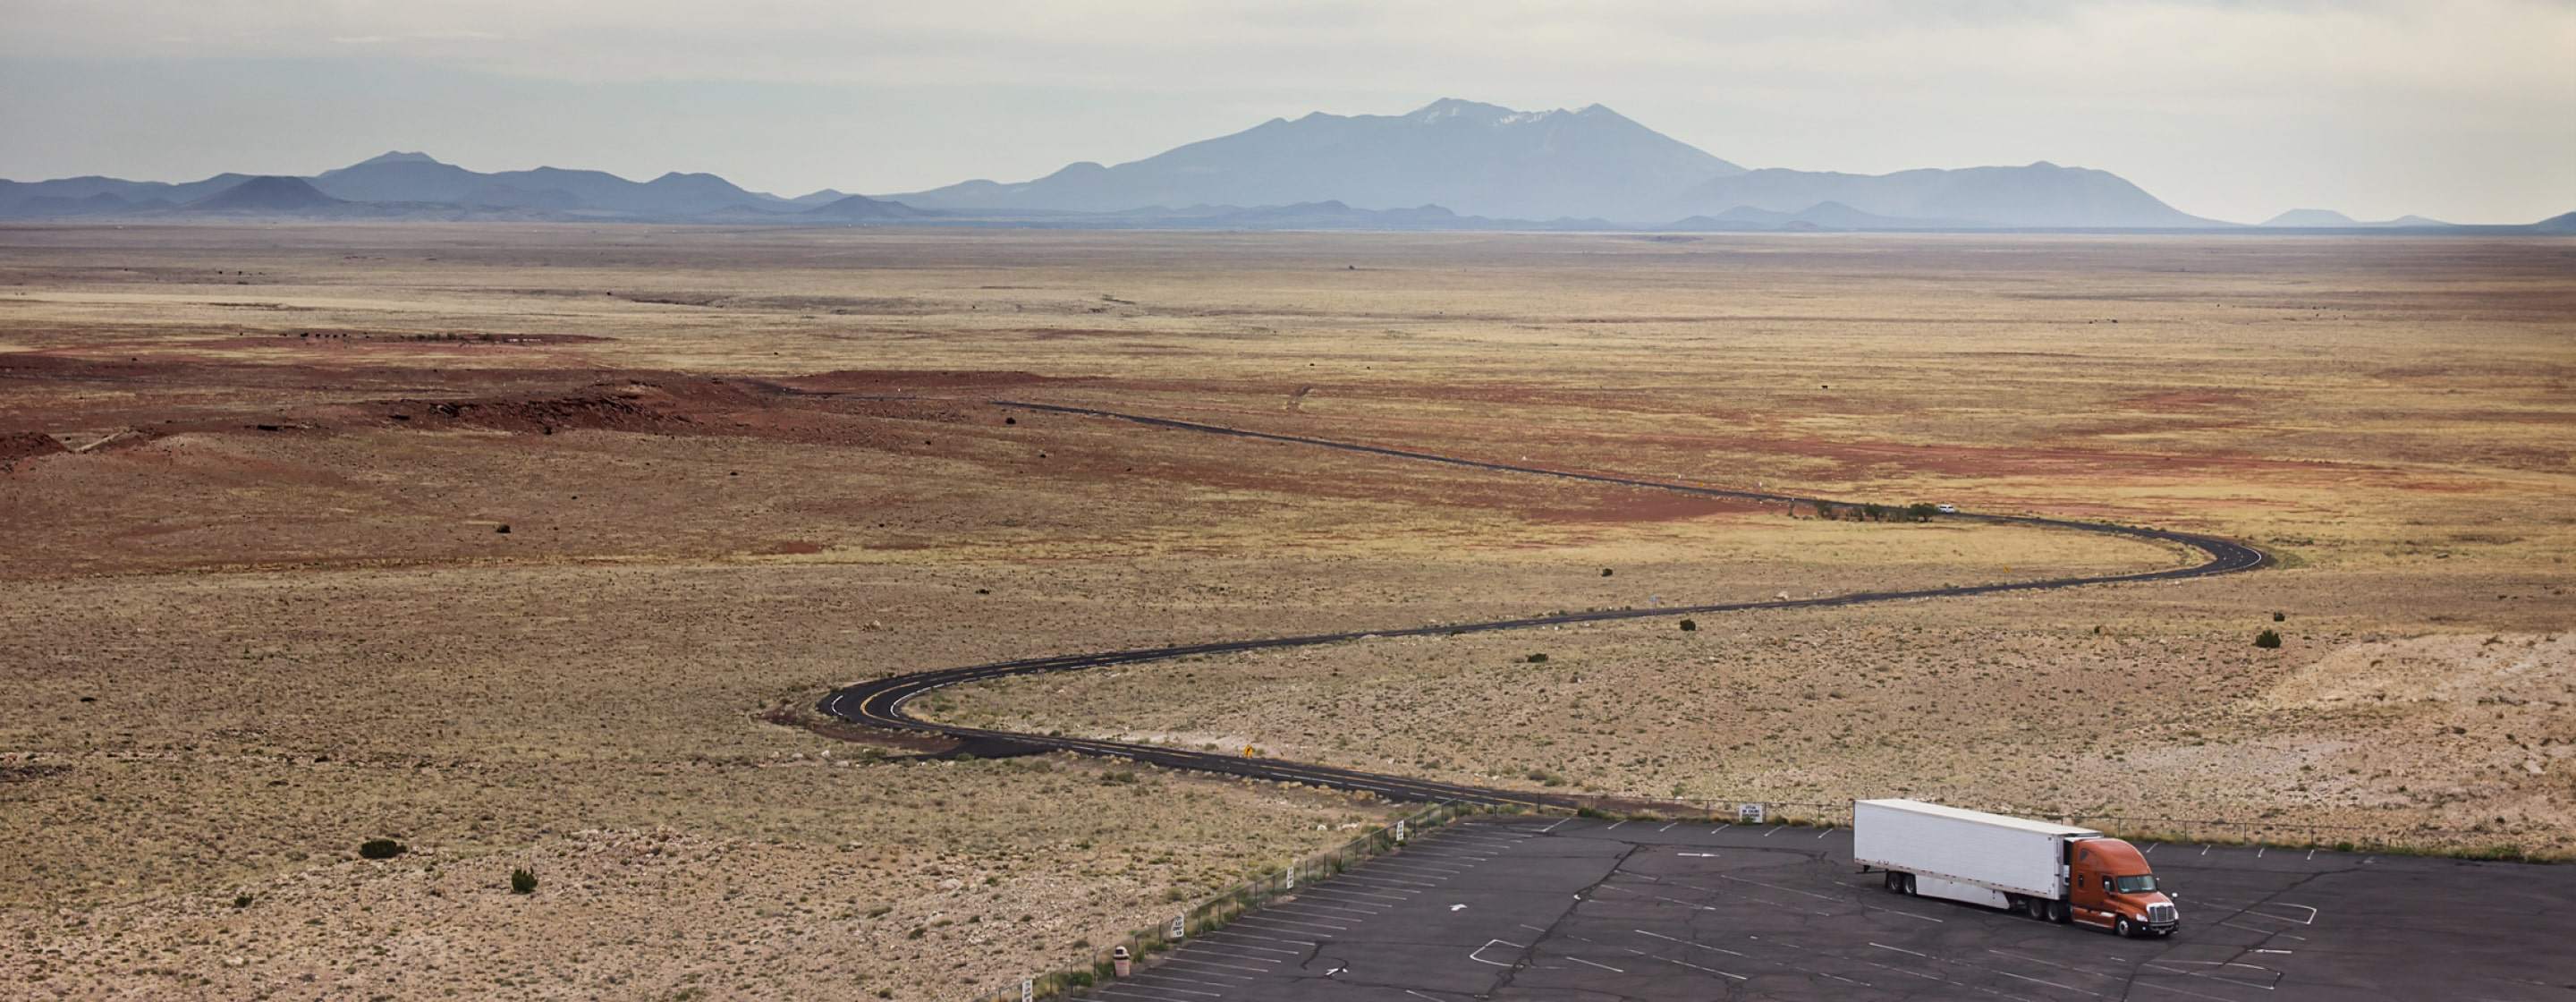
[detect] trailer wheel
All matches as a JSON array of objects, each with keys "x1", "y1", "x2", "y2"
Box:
[
  {"x1": 2114, "y1": 917, "x2": 2134, "y2": 938},
  {"x1": 1902, "y1": 874, "x2": 1917, "y2": 896},
  {"x1": 1885, "y1": 871, "x2": 1903, "y2": 893},
  {"x1": 2050, "y1": 901, "x2": 2071, "y2": 923},
  {"x1": 2025, "y1": 898, "x2": 2047, "y2": 921}
]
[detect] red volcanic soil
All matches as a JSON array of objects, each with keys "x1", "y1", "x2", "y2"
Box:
[{"x1": 0, "y1": 431, "x2": 67, "y2": 470}]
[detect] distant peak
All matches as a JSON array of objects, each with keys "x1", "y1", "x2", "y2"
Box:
[
  {"x1": 1406, "y1": 98, "x2": 1521, "y2": 123},
  {"x1": 352, "y1": 150, "x2": 442, "y2": 167}
]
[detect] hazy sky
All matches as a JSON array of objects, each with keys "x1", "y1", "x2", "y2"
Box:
[{"x1": 5, "y1": 0, "x2": 2572, "y2": 223}]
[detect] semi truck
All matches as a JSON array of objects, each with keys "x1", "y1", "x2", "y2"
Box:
[{"x1": 1852, "y1": 798, "x2": 2178, "y2": 938}]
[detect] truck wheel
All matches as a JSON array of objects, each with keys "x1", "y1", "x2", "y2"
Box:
[
  {"x1": 2050, "y1": 901, "x2": 2071, "y2": 924},
  {"x1": 2114, "y1": 918, "x2": 2134, "y2": 938}
]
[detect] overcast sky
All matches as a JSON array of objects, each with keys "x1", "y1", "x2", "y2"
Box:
[{"x1": 4, "y1": 0, "x2": 2572, "y2": 223}]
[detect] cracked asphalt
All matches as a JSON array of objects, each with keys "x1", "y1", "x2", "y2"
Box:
[{"x1": 1105, "y1": 815, "x2": 2576, "y2": 1002}]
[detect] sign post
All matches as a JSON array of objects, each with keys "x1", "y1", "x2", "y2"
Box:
[
  {"x1": 1737, "y1": 802, "x2": 1767, "y2": 825},
  {"x1": 1170, "y1": 914, "x2": 1185, "y2": 941},
  {"x1": 1394, "y1": 819, "x2": 1408, "y2": 844},
  {"x1": 1020, "y1": 979, "x2": 1033, "y2": 1002}
]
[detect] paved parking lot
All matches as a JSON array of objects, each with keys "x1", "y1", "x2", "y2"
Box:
[{"x1": 1105, "y1": 815, "x2": 2576, "y2": 1001}]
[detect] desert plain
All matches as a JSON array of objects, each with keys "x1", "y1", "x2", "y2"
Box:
[{"x1": 2, "y1": 224, "x2": 2572, "y2": 1000}]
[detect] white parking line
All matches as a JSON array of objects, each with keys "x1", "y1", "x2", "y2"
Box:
[
  {"x1": 1632, "y1": 948, "x2": 1749, "y2": 981},
  {"x1": 1231, "y1": 915, "x2": 1346, "y2": 932},
  {"x1": 1334, "y1": 872, "x2": 1439, "y2": 888},
  {"x1": 1133, "y1": 971, "x2": 1247, "y2": 988},
  {"x1": 1301, "y1": 886, "x2": 1411, "y2": 902},
  {"x1": 1468, "y1": 938, "x2": 1526, "y2": 967},
  {"x1": 1368, "y1": 860, "x2": 1468, "y2": 876},
  {"x1": 1596, "y1": 883, "x2": 1717, "y2": 912},
  {"x1": 1179, "y1": 946, "x2": 1281, "y2": 964},
  {"x1": 1291, "y1": 890, "x2": 1394, "y2": 909},
  {"x1": 2132, "y1": 981, "x2": 2238, "y2": 1002},
  {"x1": 1542, "y1": 818, "x2": 1572, "y2": 833},
  {"x1": 1608, "y1": 820, "x2": 1629, "y2": 831},
  {"x1": 1101, "y1": 985, "x2": 1214, "y2": 1002},
  {"x1": 1199, "y1": 932, "x2": 1308, "y2": 952},
  {"x1": 1397, "y1": 849, "x2": 1493, "y2": 862},
  {"x1": 1634, "y1": 930, "x2": 1748, "y2": 957},
  {"x1": 1568, "y1": 956, "x2": 1625, "y2": 973},
  {"x1": 1872, "y1": 943, "x2": 2102, "y2": 998},
  {"x1": 1764, "y1": 825, "x2": 1784, "y2": 837},
  {"x1": 1659, "y1": 821, "x2": 1679, "y2": 832},
  {"x1": 1272, "y1": 900, "x2": 1373, "y2": 917},
  {"x1": 1156, "y1": 958, "x2": 1267, "y2": 977}
]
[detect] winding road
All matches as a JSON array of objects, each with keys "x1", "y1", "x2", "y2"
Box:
[{"x1": 818, "y1": 403, "x2": 2267, "y2": 808}]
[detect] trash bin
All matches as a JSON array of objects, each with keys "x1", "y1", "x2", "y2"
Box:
[{"x1": 1112, "y1": 946, "x2": 1132, "y2": 978}]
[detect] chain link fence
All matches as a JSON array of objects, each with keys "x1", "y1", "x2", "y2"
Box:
[{"x1": 971, "y1": 798, "x2": 1496, "y2": 1002}]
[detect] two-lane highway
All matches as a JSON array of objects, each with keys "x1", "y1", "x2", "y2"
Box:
[{"x1": 819, "y1": 403, "x2": 2266, "y2": 804}]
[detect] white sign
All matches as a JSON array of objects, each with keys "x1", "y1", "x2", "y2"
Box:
[
  {"x1": 1737, "y1": 802, "x2": 1767, "y2": 825},
  {"x1": 1284, "y1": 866, "x2": 1295, "y2": 890},
  {"x1": 1170, "y1": 915, "x2": 1185, "y2": 940},
  {"x1": 1021, "y1": 979, "x2": 1033, "y2": 1002},
  {"x1": 1394, "y1": 820, "x2": 1408, "y2": 844}
]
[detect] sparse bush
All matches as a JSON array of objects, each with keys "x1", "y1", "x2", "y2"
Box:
[
  {"x1": 2273, "y1": 611, "x2": 2286, "y2": 622},
  {"x1": 510, "y1": 867, "x2": 538, "y2": 895},
  {"x1": 1525, "y1": 653, "x2": 1548, "y2": 664},
  {"x1": 231, "y1": 894, "x2": 253, "y2": 909},
  {"x1": 2255, "y1": 629, "x2": 2282, "y2": 649},
  {"x1": 358, "y1": 838, "x2": 406, "y2": 860},
  {"x1": 1679, "y1": 619, "x2": 1698, "y2": 632},
  {"x1": 1600, "y1": 568, "x2": 1614, "y2": 577}
]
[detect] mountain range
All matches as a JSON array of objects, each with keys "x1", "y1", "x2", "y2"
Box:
[
  {"x1": 2259, "y1": 208, "x2": 2452, "y2": 228},
  {"x1": 2, "y1": 99, "x2": 2563, "y2": 232}
]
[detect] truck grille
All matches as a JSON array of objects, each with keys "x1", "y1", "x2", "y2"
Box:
[{"x1": 2148, "y1": 903, "x2": 2177, "y2": 923}]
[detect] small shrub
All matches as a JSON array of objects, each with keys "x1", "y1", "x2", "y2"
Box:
[
  {"x1": 2272, "y1": 611, "x2": 2286, "y2": 622},
  {"x1": 509, "y1": 867, "x2": 538, "y2": 895},
  {"x1": 231, "y1": 894, "x2": 253, "y2": 909},
  {"x1": 1525, "y1": 653, "x2": 1548, "y2": 664},
  {"x1": 358, "y1": 839, "x2": 406, "y2": 860},
  {"x1": 1678, "y1": 619, "x2": 1698, "y2": 632},
  {"x1": 1600, "y1": 568, "x2": 1614, "y2": 577},
  {"x1": 2254, "y1": 629, "x2": 2282, "y2": 649}
]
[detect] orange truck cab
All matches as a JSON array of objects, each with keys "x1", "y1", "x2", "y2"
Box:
[{"x1": 2068, "y1": 837, "x2": 2179, "y2": 937}]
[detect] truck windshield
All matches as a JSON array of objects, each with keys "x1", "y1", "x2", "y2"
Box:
[{"x1": 2114, "y1": 875, "x2": 2158, "y2": 894}]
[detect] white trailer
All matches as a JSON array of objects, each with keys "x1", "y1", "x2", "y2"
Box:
[{"x1": 1852, "y1": 799, "x2": 2096, "y2": 909}]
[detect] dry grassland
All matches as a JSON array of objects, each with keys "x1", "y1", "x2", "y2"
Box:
[{"x1": 3, "y1": 225, "x2": 2572, "y2": 999}]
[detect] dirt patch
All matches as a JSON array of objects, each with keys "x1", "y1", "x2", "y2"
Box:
[
  {"x1": 777, "y1": 369, "x2": 1073, "y2": 393},
  {"x1": 0, "y1": 430, "x2": 65, "y2": 469},
  {"x1": 2259, "y1": 633, "x2": 2574, "y2": 709}
]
